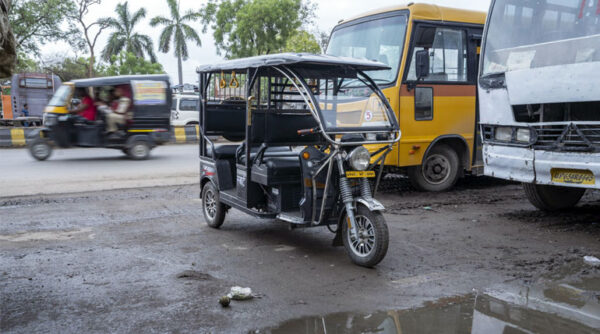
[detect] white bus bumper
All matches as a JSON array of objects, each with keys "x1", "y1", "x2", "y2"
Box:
[{"x1": 483, "y1": 144, "x2": 600, "y2": 189}]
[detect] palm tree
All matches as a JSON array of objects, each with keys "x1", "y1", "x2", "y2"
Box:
[
  {"x1": 150, "y1": 0, "x2": 201, "y2": 86},
  {"x1": 101, "y1": 1, "x2": 157, "y2": 63}
]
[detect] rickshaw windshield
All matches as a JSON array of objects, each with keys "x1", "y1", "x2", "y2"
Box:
[
  {"x1": 48, "y1": 85, "x2": 72, "y2": 107},
  {"x1": 311, "y1": 72, "x2": 394, "y2": 131}
]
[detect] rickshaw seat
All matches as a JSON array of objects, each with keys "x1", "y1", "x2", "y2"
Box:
[
  {"x1": 251, "y1": 156, "x2": 301, "y2": 186},
  {"x1": 208, "y1": 145, "x2": 238, "y2": 159}
]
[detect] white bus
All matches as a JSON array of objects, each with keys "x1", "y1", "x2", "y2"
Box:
[{"x1": 479, "y1": 0, "x2": 599, "y2": 211}]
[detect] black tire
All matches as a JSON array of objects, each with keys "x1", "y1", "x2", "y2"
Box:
[
  {"x1": 342, "y1": 205, "x2": 389, "y2": 267},
  {"x1": 127, "y1": 141, "x2": 151, "y2": 160},
  {"x1": 28, "y1": 138, "x2": 52, "y2": 161},
  {"x1": 523, "y1": 183, "x2": 586, "y2": 211},
  {"x1": 201, "y1": 182, "x2": 227, "y2": 228},
  {"x1": 408, "y1": 144, "x2": 460, "y2": 192}
]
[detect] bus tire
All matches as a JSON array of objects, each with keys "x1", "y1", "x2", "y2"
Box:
[
  {"x1": 201, "y1": 182, "x2": 226, "y2": 228},
  {"x1": 408, "y1": 144, "x2": 459, "y2": 192},
  {"x1": 28, "y1": 138, "x2": 52, "y2": 161},
  {"x1": 523, "y1": 183, "x2": 585, "y2": 211}
]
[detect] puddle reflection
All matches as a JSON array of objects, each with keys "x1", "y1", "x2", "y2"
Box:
[{"x1": 254, "y1": 275, "x2": 599, "y2": 334}]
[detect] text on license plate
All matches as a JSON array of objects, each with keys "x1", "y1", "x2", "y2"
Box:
[
  {"x1": 346, "y1": 171, "x2": 376, "y2": 178},
  {"x1": 551, "y1": 168, "x2": 595, "y2": 185}
]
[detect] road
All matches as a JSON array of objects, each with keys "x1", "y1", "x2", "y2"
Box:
[
  {"x1": 0, "y1": 145, "x2": 199, "y2": 197},
  {"x1": 1, "y1": 148, "x2": 599, "y2": 333}
]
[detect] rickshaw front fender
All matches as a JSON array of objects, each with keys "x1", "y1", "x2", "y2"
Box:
[
  {"x1": 332, "y1": 197, "x2": 385, "y2": 247},
  {"x1": 355, "y1": 198, "x2": 385, "y2": 212},
  {"x1": 26, "y1": 128, "x2": 52, "y2": 142}
]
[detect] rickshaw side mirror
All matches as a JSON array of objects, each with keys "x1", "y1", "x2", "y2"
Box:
[{"x1": 415, "y1": 50, "x2": 430, "y2": 80}]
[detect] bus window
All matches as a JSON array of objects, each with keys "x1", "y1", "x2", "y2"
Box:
[
  {"x1": 327, "y1": 14, "x2": 408, "y2": 86},
  {"x1": 482, "y1": 0, "x2": 600, "y2": 75},
  {"x1": 407, "y1": 27, "x2": 468, "y2": 82}
]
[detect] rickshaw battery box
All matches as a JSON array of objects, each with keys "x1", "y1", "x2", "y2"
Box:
[{"x1": 268, "y1": 184, "x2": 301, "y2": 212}]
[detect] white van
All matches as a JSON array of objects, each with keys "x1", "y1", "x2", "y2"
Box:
[{"x1": 171, "y1": 94, "x2": 199, "y2": 126}]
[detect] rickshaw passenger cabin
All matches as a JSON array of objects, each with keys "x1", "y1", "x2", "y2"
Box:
[{"x1": 197, "y1": 53, "x2": 401, "y2": 267}]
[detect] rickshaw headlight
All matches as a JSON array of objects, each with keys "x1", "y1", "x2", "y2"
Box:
[{"x1": 348, "y1": 146, "x2": 370, "y2": 171}]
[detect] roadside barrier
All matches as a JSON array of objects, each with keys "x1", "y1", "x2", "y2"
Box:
[{"x1": 0, "y1": 125, "x2": 200, "y2": 148}]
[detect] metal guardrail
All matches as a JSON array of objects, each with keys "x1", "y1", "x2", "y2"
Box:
[{"x1": 0, "y1": 125, "x2": 201, "y2": 148}]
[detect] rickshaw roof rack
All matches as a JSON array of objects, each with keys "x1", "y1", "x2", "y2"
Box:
[
  {"x1": 196, "y1": 53, "x2": 390, "y2": 73},
  {"x1": 70, "y1": 74, "x2": 170, "y2": 87}
]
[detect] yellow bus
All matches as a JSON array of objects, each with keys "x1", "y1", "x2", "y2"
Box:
[{"x1": 327, "y1": 3, "x2": 486, "y2": 191}]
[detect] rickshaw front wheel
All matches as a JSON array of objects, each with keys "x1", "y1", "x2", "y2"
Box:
[
  {"x1": 342, "y1": 205, "x2": 389, "y2": 267},
  {"x1": 29, "y1": 138, "x2": 53, "y2": 161},
  {"x1": 201, "y1": 182, "x2": 226, "y2": 228}
]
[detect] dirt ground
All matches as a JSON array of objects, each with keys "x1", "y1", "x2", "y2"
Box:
[{"x1": 1, "y1": 177, "x2": 599, "y2": 333}]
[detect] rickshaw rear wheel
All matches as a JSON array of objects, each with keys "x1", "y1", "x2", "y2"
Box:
[
  {"x1": 28, "y1": 138, "x2": 52, "y2": 161},
  {"x1": 127, "y1": 141, "x2": 151, "y2": 160},
  {"x1": 342, "y1": 205, "x2": 389, "y2": 267},
  {"x1": 202, "y1": 182, "x2": 226, "y2": 228}
]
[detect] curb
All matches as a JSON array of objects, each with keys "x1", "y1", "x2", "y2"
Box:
[{"x1": 0, "y1": 125, "x2": 200, "y2": 148}]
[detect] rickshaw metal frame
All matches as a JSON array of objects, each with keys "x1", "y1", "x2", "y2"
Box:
[{"x1": 197, "y1": 54, "x2": 401, "y2": 226}]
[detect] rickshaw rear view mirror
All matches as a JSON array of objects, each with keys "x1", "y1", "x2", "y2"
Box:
[{"x1": 415, "y1": 50, "x2": 430, "y2": 80}]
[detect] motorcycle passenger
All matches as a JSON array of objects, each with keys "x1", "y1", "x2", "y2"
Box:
[
  {"x1": 105, "y1": 86, "x2": 131, "y2": 135},
  {"x1": 71, "y1": 88, "x2": 97, "y2": 121}
]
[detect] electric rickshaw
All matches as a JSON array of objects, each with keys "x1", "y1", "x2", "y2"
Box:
[
  {"x1": 198, "y1": 53, "x2": 401, "y2": 267},
  {"x1": 28, "y1": 74, "x2": 172, "y2": 161}
]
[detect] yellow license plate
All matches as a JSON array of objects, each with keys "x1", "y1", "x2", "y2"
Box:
[
  {"x1": 346, "y1": 171, "x2": 376, "y2": 178},
  {"x1": 551, "y1": 169, "x2": 595, "y2": 185}
]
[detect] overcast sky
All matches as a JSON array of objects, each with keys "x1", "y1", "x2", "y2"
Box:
[{"x1": 41, "y1": 0, "x2": 491, "y2": 83}]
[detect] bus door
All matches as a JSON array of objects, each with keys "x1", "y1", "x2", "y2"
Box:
[{"x1": 402, "y1": 23, "x2": 481, "y2": 169}]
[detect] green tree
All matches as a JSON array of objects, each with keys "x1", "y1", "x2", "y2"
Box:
[
  {"x1": 101, "y1": 1, "x2": 156, "y2": 63},
  {"x1": 9, "y1": 0, "x2": 79, "y2": 61},
  {"x1": 41, "y1": 55, "x2": 104, "y2": 81},
  {"x1": 150, "y1": 0, "x2": 201, "y2": 86},
  {"x1": 70, "y1": 0, "x2": 110, "y2": 77},
  {"x1": 200, "y1": 0, "x2": 315, "y2": 58},
  {"x1": 14, "y1": 52, "x2": 39, "y2": 73},
  {"x1": 105, "y1": 51, "x2": 164, "y2": 76},
  {"x1": 282, "y1": 30, "x2": 320, "y2": 54},
  {"x1": 0, "y1": 0, "x2": 16, "y2": 77}
]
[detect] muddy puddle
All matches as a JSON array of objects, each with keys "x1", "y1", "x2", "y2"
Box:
[{"x1": 253, "y1": 264, "x2": 600, "y2": 334}]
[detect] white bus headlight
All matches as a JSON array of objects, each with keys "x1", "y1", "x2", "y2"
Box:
[
  {"x1": 495, "y1": 127, "x2": 512, "y2": 141},
  {"x1": 348, "y1": 146, "x2": 371, "y2": 171},
  {"x1": 516, "y1": 128, "x2": 531, "y2": 143}
]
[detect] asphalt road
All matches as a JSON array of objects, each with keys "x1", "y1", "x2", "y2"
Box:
[
  {"x1": 0, "y1": 145, "x2": 199, "y2": 197},
  {"x1": 1, "y1": 169, "x2": 599, "y2": 333}
]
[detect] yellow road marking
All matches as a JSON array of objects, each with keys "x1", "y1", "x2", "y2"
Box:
[{"x1": 174, "y1": 127, "x2": 186, "y2": 143}]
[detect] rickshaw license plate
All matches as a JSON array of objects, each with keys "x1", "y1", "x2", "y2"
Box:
[
  {"x1": 551, "y1": 169, "x2": 595, "y2": 185},
  {"x1": 346, "y1": 171, "x2": 376, "y2": 178}
]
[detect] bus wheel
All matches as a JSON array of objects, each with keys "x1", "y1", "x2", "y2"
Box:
[
  {"x1": 201, "y1": 182, "x2": 226, "y2": 228},
  {"x1": 28, "y1": 138, "x2": 52, "y2": 161},
  {"x1": 409, "y1": 144, "x2": 459, "y2": 192},
  {"x1": 342, "y1": 205, "x2": 389, "y2": 268},
  {"x1": 523, "y1": 183, "x2": 586, "y2": 211},
  {"x1": 127, "y1": 141, "x2": 150, "y2": 160}
]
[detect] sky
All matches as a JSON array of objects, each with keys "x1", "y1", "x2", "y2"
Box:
[{"x1": 41, "y1": 0, "x2": 491, "y2": 84}]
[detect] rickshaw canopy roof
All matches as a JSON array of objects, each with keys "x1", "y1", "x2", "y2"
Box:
[
  {"x1": 70, "y1": 74, "x2": 170, "y2": 88},
  {"x1": 196, "y1": 53, "x2": 390, "y2": 73}
]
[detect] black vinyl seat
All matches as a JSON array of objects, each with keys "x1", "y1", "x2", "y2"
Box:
[
  {"x1": 207, "y1": 145, "x2": 238, "y2": 159},
  {"x1": 251, "y1": 156, "x2": 301, "y2": 186}
]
